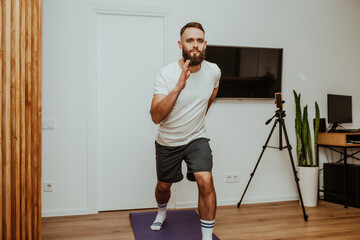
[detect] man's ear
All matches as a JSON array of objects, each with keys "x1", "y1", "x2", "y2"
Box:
[
  {"x1": 178, "y1": 40, "x2": 183, "y2": 50},
  {"x1": 204, "y1": 41, "x2": 207, "y2": 49}
]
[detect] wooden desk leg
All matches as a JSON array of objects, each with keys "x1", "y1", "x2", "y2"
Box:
[{"x1": 344, "y1": 147, "x2": 348, "y2": 209}]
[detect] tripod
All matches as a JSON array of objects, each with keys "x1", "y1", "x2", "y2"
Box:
[{"x1": 237, "y1": 106, "x2": 308, "y2": 222}]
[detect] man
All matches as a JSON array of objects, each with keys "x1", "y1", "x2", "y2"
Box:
[{"x1": 150, "y1": 22, "x2": 221, "y2": 240}]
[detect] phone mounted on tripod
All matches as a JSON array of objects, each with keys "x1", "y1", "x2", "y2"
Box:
[
  {"x1": 275, "y1": 92, "x2": 284, "y2": 109},
  {"x1": 265, "y1": 92, "x2": 286, "y2": 125}
]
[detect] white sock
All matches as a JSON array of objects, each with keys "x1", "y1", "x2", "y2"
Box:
[
  {"x1": 201, "y1": 219, "x2": 215, "y2": 240},
  {"x1": 150, "y1": 203, "x2": 167, "y2": 231}
]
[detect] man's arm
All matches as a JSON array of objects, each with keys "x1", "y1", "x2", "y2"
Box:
[
  {"x1": 150, "y1": 92, "x2": 180, "y2": 124},
  {"x1": 206, "y1": 87, "x2": 219, "y2": 114},
  {"x1": 150, "y1": 60, "x2": 191, "y2": 124}
]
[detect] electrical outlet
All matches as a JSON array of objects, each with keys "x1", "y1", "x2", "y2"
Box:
[
  {"x1": 225, "y1": 174, "x2": 240, "y2": 183},
  {"x1": 43, "y1": 182, "x2": 54, "y2": 192}
]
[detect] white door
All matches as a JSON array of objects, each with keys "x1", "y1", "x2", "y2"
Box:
[{"x1": 97, "y1": 13, "x2": 165, "y2": 211}]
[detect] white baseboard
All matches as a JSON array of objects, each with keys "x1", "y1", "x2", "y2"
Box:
[
  {"x1": 42, "y1": 195, "x2": 299, "y2": 217},
  {"x1": 42, "y1": 208, "x2": 97, "y2": 217},
  {"x1": 175, "y1": 195, "x2": 299, "y2": 209}
]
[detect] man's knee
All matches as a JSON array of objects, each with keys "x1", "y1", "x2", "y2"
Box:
[
  {"x1": 194, "y1": 172, "x2": 215, "y2": 195},
  {"x1": 156, "y1": 181, "x2": 172, "y2": 193}
]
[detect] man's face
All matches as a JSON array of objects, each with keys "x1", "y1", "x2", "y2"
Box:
[{"x1": 179, "y1": 27, "x2": 207, "y2": 66}]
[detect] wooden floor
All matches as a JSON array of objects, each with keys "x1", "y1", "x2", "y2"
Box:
[{"x1": 42, "y1": 200, "x2": 360, "y2": 240}]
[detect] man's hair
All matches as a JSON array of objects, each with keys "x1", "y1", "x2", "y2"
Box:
[{"x1": 180, "y1": 22, "x2": 205, "y2": 37}]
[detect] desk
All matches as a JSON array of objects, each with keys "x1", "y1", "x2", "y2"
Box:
[{"x1": 318, "y1": 133, "x2": 360, "y2": 208}]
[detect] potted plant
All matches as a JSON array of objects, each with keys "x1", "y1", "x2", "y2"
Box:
[{"x1": 293, "y1": 90, "x2": 320, "y2": 207}]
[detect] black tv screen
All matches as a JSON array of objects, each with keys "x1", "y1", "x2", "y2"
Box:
[
  {"x1": 206, "y1": 45, "x2": 283, "y2": 98},
  {"x1": 327, "y1": 94, "x2": 352, "y2": 124}
]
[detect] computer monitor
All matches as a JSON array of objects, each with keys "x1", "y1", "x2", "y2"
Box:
[{"x1": 327, "y1": 94, "x2": 352, "y2": 132}]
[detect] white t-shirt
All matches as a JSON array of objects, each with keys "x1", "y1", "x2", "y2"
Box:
[{"x1": 153, "y1": 60, "x2": 221, "y2": 147}]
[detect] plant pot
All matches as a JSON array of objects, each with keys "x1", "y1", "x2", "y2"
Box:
[{"x1": 298, "y1": 166, "x2": 319, "y2": 207}]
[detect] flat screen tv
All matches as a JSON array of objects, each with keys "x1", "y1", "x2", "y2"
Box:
[
  {"x1": 206, "y1": 45, "x2": 283, "y2": 98},
  {"x1": 327, "y1": 94, "x2": 352, "y2": 131}
]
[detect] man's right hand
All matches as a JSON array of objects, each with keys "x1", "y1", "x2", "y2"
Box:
[
  {"x1": 174, "y1": 60, "x2": 190, "y2": 93},
  {"x1": 150, "y1": 60, "x2": 191, "y2": 124}
]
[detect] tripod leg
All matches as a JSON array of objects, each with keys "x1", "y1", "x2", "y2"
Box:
[
  {"x1": 281, "y1": 119, "x2": 309, "y2": 222},
  {"x1": 237, "y1": 119, "x2": 279, "y2": 208}
]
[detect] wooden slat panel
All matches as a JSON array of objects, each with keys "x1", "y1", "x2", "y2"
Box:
[
  {"x1": 0, "y1": 0, "x2": 3, "y2": 236},
  {"x1": 4, "y1": 1, "x2": 12, "y2": 239},
  {"x1": 1, "y1": 0, "x2": 41, "y2": 239},
  {"x1": 11, "y1": 1, "x2": 21, "y2": 239},
  {"x1": 25, "y1": 0, "x2": 33, "y2": 238},
  {"x1": 19, "y1": 0, "x2": 26, "y2": 238},
  {"x1": 37, "y1": 0, "x2": 42, "y2": 239},
  {"x1": 31, "y1": 0, "x2": 39, "y2": 238},
  {"x1": 11, "y1": 0, "x2": 15, "y2": 234}
]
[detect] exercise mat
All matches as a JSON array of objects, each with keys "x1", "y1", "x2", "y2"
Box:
[{"x1": 130, "y1": 209, "x2": 220, "y2": 240}]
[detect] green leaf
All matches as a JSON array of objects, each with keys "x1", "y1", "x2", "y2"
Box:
[
  {"x1": 306, "y1": 112, "x2": 313, "y2": 167},
  {"x1": 314, "y1": 102, "x2": 320, "y2": 166},
  {"x1": 301, "y1": 105, "x2": 309, "y2": 166},
  {"x1": 293, "y1": 90, "x2": 303, "y2": 166}
]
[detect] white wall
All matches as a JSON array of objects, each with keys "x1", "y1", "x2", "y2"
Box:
[{"x1": 42, "y1": 0, "x2": 360, "y2": 216}]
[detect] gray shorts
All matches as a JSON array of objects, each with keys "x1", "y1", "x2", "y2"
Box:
[{"x1": 155, "y1": 138, "x2": 213, "y2": 183}]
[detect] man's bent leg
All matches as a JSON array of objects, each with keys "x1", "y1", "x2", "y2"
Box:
[
  {"x1": 194, "y1": 172, "x2": 216, "y2": 240},
  {"x1": 155, "y1": 181, "x2": 172, "y2": 204},
  {"x1": 151, "y1": 181, "x2": 172, "y2": 231}
]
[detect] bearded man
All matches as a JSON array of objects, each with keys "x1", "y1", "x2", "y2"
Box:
[{"x1": 149, "y1": 22, "x2": 221, "y2": 240}]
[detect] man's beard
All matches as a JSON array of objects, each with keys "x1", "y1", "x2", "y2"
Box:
[{"x1": 182, "y1": 48, "x2": 205, "y2": 66}]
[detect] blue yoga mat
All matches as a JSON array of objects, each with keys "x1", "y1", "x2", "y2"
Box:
[{"x1": 130, "y1": 209, "x2": 220, "y2": 240}]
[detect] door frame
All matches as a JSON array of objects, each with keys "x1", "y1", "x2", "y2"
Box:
[{"x1": 86, "y1": 1, "x2": 170, "y2": 214}]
